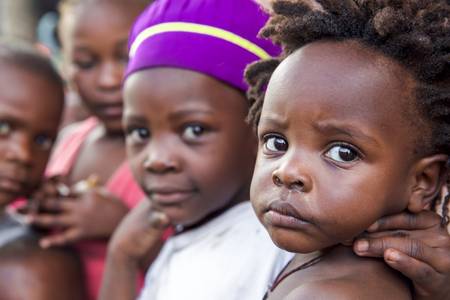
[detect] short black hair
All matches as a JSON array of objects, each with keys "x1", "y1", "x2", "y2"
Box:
[
  {"x1": 245, "y1": 0, "x2": 450, "y2": 223},
  {"x1": 0, "y1": 40, "x2": 64, "y2": 91}
]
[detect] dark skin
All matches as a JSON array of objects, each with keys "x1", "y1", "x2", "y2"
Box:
[
  {"x1": 100, "y1": 65, "x2": 450, "y2": 299},
  {"x1": 99, "y1": 67, "x2": 257, "y2": 300},
  {"x1": 0, "y1": 243, "x2": 86, "y2": 300},
  {"x1": 0, "y1": 64, "x2": 63, "y2": 209},
  {"x1": 123, "y1": 68, "x2": 256, "y2": 227},
  {"x1": 252, "y1": 40, "x2": 448, "y2": 299},
  {"x1": 27, "y1": 1, "x2": 146, "y2": 247},
  {"x1": 0, "y1": 62, "x2": 84, "y2": 299}
]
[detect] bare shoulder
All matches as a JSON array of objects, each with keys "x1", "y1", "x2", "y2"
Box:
[
  {"x1": 282, "y1": 246, "x2": 411, "y2": 300},
  {"x1": 285, "y1": 276, "x2": 410, "y2": 300},
  {"x1": 286, "y1": 252, "x2": 412, "y2": 300},
  {"x1": 56, "y1": 119, "x2": 88, "y2": 142}
]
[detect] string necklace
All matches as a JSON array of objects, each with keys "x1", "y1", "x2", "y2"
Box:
[{"x1": 263, "y1": 252, "x2": 326, "y2": 300}]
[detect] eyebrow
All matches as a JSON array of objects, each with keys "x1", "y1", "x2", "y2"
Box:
[
  {"x1": 122, "y1": 114, "x2": 146, "y2": 124},
  {"x1": 312, "y1": 121, "x2": 379, "y2": 145},
  {"x1": 258, "y1": 115, "x2": 289, "y2": 130}
]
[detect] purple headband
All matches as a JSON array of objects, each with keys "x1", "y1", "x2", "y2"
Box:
[{"x1": 126, "y1": 0, "x2": 280, "y2": 92}]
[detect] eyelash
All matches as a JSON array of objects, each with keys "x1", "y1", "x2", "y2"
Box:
[
  {"x1": 125, "y1": 126, "x2": 150, "y2": 145},
  {"x1": 323, "y1": 142, "x2": 363, "y2": 165},
  {"x1": 261, "y1": 133, "x2": 288, "y2": 154}
]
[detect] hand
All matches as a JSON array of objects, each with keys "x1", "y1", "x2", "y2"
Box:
[
  {"x1": 353, "y1": 210, "x2": 450, "y2": 300},
  {"x1": 27, "y1": 187, "x2": 129, "y2": 248},
  {"x1": 107, "y1": 200, "x2": 170, "y2": 270}
]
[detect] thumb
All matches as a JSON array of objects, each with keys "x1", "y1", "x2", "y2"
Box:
[{"x1": 148, "y1": 211, "x2": 170, "y2": 230}]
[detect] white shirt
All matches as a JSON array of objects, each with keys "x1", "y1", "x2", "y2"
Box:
[{"x1": 138, "y1": 202, "x2": 293, "y2": 300}]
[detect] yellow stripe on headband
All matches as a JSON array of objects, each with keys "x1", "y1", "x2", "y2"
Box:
[{"x1": 129, "y1": 22, "x2": 271, "y2": 59}]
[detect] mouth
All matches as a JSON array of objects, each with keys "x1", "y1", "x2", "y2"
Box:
[
  {"x1": 145, "y1": 187, "x2": 196, "y2": 206},
  {"x1": 0, "y1": 176, "x2": 26, "y2": 195},
  {"x1": 95, "y1": 103, "x2": 123, "y2": 119},
  {"x1": 264, "y1": 200, "x2": 312, "y2": 229}
]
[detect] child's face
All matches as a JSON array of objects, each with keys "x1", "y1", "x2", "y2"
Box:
[
  {"x1": 0, "y1": 66, "x2": 63, "y2": 207},
  {"x1": 251, "y1": 41, "x2": 423, "y2": 253},
  {"x1": 123, "y1": 68, "x2": 256, "y2": 226},
  {"x1": 59, "y1": 2, "x2": 138, "y2": 133}
]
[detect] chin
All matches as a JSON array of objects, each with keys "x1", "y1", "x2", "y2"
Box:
[{"x1": 268, "y1": 227, "x2": 322, "y2": 253}]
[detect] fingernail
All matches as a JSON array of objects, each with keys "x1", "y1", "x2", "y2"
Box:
[
  {"x1": 386, "y1": 249, "x2": 400, "y2": 262},
  {"x1": 355, "y1": 240, "x2": 369, "y2": 252},
  {"x1": 40, "y1": 240, "x2": 49, "y2": 249}
]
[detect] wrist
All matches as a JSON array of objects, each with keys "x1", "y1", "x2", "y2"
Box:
[{"x1": 107, "y1": 244, "x2": 141, "y2": 271}]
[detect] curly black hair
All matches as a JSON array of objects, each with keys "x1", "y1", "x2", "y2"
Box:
[{"x1": 245, "y1": 0, "x2": 450, "y2": 223}]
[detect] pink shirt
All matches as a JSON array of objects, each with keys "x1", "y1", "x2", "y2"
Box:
[{"x1": 46, "y1": 117, "x2": 145, "y2": 300}]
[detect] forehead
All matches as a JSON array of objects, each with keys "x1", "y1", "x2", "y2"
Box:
[
  {"x1": 124, "y1": 68, "x2": 247, "y2": 118},
  {"x1": 0, "y1": 66, "x2": 62, "y2": 130},
  {"x1": 263, "y1": 41, "x2": 418, "y2": 137},
  {"x1": 60, "y1": 2, "x2": 134, "y2": 47}
]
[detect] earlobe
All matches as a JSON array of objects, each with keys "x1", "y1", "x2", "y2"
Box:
[{"x1": 408, "y1": 154, "x2": 448, "y2": 213}]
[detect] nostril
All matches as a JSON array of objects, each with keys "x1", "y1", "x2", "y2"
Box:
[
  {"x1": 272, "y1": 174, "x2": 283, "y2": 186},
  {"x1": 289, "y1": 180, "x2": 304, "y2": 191}
]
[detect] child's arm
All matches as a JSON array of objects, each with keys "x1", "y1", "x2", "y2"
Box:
[
  {"x1": 0, "y1": 247, "x2": 86, "y2": 300},
  {"x1": 353, "y1": 210, "x2": 450, "y2": 300},
  {"x1": 99, "y1": 200, "x2": 169, "y2": 300}
]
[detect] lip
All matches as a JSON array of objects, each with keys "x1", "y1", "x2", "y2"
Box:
[
  {"x1": 0, "y1": 176, "x2": 25, "y2": 194},
  {"x1": 145, "y1": 187, "x2": 196, "y2": 206},
  {"x1": 264, "y1": 200, "x2": 311, "y2": 229},
  {"x1": 95, "y1": 103, "x2": 123, "y2": 119}
]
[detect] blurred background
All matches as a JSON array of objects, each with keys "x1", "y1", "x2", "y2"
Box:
[{"x1": 0, "y1": 0, "x2": 60, "y2": 51}]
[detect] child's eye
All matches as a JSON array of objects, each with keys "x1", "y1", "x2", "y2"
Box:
[
  {"x1": 263, "y1": 135, "x2": 288, "y2": 153},
  {"x1": 0, "y1": 121, "x2": 11, "y2": 136},
  {"x1": 34, "y1": 134, "x2": 53, "y2": 151},
  {"x1": 182, "y1": 124, "x2": 206, "y2": 141},
  {"x1": 73, "y1": 58, "x2": 96, "y2": 70},
  {"x1": 324, "y1": 144, "x2": 360, "y2": 163},
  {"x1": 126, "y1": 127, "x2": 150, "y2": 144}
]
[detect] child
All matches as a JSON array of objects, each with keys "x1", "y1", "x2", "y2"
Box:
[
  {"x1": 101, "y1": 0, "x2": 294, "y2": 299},
  {"x1": 245, "y1": 0, "x2": 450, "y2": 299},
  {"x1": 0, "y1": 41, "x2": 85, "y2": 299},
  {"x1": 26, "y1": 0, "x2": 151, "y2": 299},
  {"x1": 103, "y1": 1, "x2": 450, "y2": 299}
]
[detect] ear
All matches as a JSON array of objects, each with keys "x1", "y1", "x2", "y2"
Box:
[{"x1": 408, "y1": 154, "x2": 448, "y2": 213}]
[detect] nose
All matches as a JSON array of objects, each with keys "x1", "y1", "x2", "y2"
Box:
[
  {"x1": 272, "y1": 153, "x2": 312, "y2": 192},
  {"x1": 97, "y1": 60, "x2": 123, "y2": 90},
  {"x1": 5, "y1": 133, "x2": 33, "y2": 168},
  {"x1": 142, "y1": 140, "x2": 180, "y2": 174}
]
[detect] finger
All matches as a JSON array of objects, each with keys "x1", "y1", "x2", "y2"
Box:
[
  {"x1": 38, "y1": 199, "x2": 76, "y2": 213},
  {"x1": 40, "y1": 229, "x2": 81, "y2": 248},
  {"x1": 148, "y1": 211, "x2": 171, "y2": 230},
  {"x1": 27, "y1": 213, "x2": 73, "y2": 228},
  {"x1": 354, "y1": 237, "x2": 447, "y2": 271},
  {"x1": 383, "y1": 249, "x2": 442, "y2": 290},
  {"x1": 367, "y1": 211, "x2": 441, "y2": 232}
]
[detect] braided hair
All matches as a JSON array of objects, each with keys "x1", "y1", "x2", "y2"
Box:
[{"x1": 245, "y1": 0, "x2": 450, "y2": 223}]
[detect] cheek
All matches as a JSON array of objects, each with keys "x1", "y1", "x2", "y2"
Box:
[
  {"x1": 250, "y1": 159, "x2": 274, "y2": 212},
  {"x1": 313, "y1": 165, "x2": 409, "y2": 239},
  {"x1": 31, "y1": 152, "x2": 50, "y2": 177},
  {"x1": 73, "y1": 70, "x2": 97, "y2": 100},
  {"x1": 126, "y1": 145, "x2": 145, "y2": 180}
]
